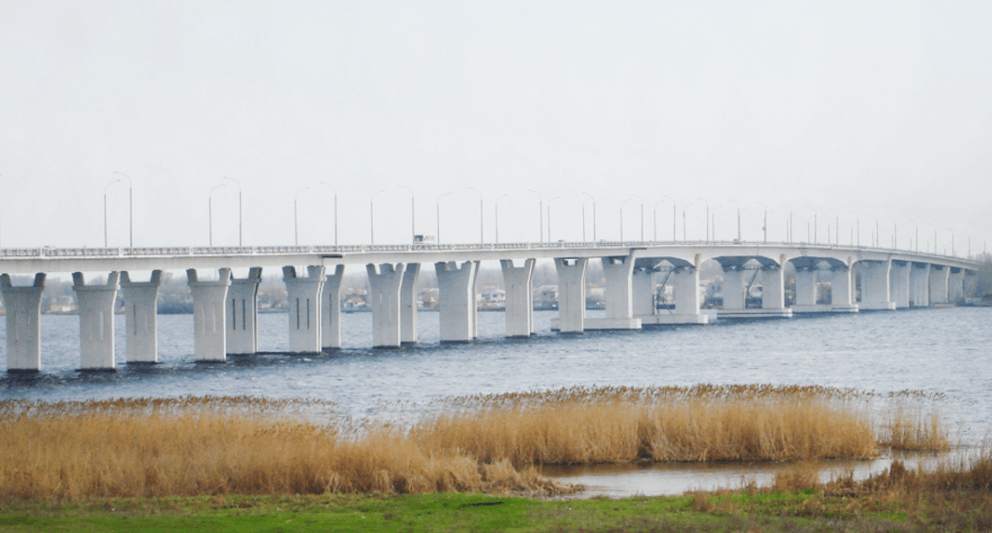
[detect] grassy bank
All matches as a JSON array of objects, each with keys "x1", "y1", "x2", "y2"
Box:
[
  {"x1": 1, "y1": 454, "x2": 990, "y2": 532},
  {"x1": 0, "y1": 386, "x2": 948, "y2": 501}
]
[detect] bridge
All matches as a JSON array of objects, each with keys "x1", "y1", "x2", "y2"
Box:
[{"x1": 0, "y1": 240, "x2": 982, "y2": 372}]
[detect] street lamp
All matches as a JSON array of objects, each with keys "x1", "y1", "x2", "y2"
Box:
[
  {"x1": 296, "y1": 187, "x2": 311, "y2": 246},
  {"x1": 319, "y1": 182, "x2": 338, "y2": 245},
  {"x1": 437, "y1": 192, "x2": 452, "y2": 244},
  {"x1": 753, "y1": 201, "x2": 768, "y2": 243},
  {"x1": 582, "y1": 192, "x2": 596, "y2": 242},
  {"x1": 222, "y1": 176, "x2": 242, "y2": 247},
  {"x1": 779, "y1": 204, "x2": 793, "y2": 243},
  {"x1": 398, "y1": 185, "x2": 415, "y2": 244},
  {"x1": 548, "y1": 196, "x2": 561, "y2": 242},
  {"x1": 495, "y1": 194, "x2": 508, "y2": 244},
  {"x1": 112, "y1": 171, "x2": 133, "y2": 248},
  {"x1": 806, "y1": 206, "x2": 818, "y2": 244},
  {"x1": 696, "y1": 197, "x2": 710, "y2": 243},
  {"x1": 103, "y1": 179, "x2": 121, "y2": 247},
  {"x1": 886, "y1": 217, "x2": 897, "y2": 250},
  {"x1": 825, "y1": 209, "x2": 838, "y2": 246},
  {"x1": 528, "y1": 189, "x2": 543, "y2": 244},
  {"x1": 728, "y1": 200, "x2": 742, "y2": 242},
  {"x1": 368, "y1": 189, "x2": 384, "y2": 245},
  {"x1": 682, "y1": 202, "x2": 696, "y2": 241},
  {"x1": 910, "y1": 220, "x2": 919, "y2": 252},
  {"x1": 208, "y1": 183, "x2": 225, "y2": 247},
  {"x1": 468, "y1": 187, "x2": 483, "y2": 244},
  {"x1": 868, "y1": 215, "x2": 879, "y2": 248},
  {"x1": 947, "y1": 227, "x2": 955, "y2": 256}
]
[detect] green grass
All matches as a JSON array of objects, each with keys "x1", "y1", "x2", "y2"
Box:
[{"x1": 1, "y1": 490, "x2": 981, "y2": 532}]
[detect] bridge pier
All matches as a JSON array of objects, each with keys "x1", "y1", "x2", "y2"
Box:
[
  {"x1": 283, "y1": 266, "x2": 325, "y2": 353},
  {"x1": 859, "y1": 260, "x2": 896, "y2": 310},
  {"x1": 890, "y1": 261, "x2": 911, "y2": 309},
  {"x1": 828, "y1": 267, "x2": 858, "y2": 312},
  {"x1": 586, "y1": 256, "x2": 641, "y2": 330},
  {"x1": 552, "y1": 258, "x2": 587, "y2": 333},
  {"x1": 631, "y1": 266, "x2": 656, "y2": 318},
  {"x1": 226, "y1": 267, "x2": 261, "y2": 355},
  {"x1": 792, "y1": 268, "x2": 824, "y2": 313},
  {"x1": 500, "y1": 259, "x2": 535, "y2": 338},
  {"x1": 435, "y1": 261, "x2": 479, "y2": 342},
  {"x1": 73, "y1": 272, "x2": 120, "y2": 371},
  {"x1": 929, "y1": 265, "x2": 950, "y2": 304},
  {"x1": 321, "y1": 265, "x2": 345, "y2": 350},
  {"x1": 187, "y1": 268, "x2": 232, "y2": 362},
  {"x1": 910, "y1": 263, "x2": 931, "y2": 307},
  {"x1": 121, "y1": 270, "x2": 163, "y2": 363},
  {"x1": 722, "y1": 267, "x2": 745, "y2": 310},
  {"x1": 367, "y1": 263, "x2": 404, "y2": 348},
  {"x1": 401, "y1": 263, "x2": 421, "y2": 344},
  {"x1": 948, "y1": 268, "x2": 964, "y2": 303},
  {"x1": 0, "y1": 273, "x2": 45, "y2": 373}
]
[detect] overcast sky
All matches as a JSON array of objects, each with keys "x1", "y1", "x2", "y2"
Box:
[{"x1": 1, "y1": 1, "x2": 989, "y2": 255}]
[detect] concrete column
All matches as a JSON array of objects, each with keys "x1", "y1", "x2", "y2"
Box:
[
  {"x1": 283, "y1": 265, "x2": 325, "y2": 354},
  {"x1": 321, "y1": 265, "x2": 345, "y2": 350},
  {"x1": 0, "y1": 273, "x2": 45, "y2": 373},
  {"x1": 761, "y1": 265, "x2": 786, "y2": 310},
  {"x1": 859, "y1": 260, "x2": 896, "y2": 310},
  {"x1": 120, "y1": 270, "x2": 163, "y2": 363},
  {"x1": 587, "y1": 256, "x2": 641, "y2": 330},
  {"x1": 948, "y1": 268, "x2": 965, "y2": 303},
  {"x1": 553, "y1": 258, "x2": 587, "y2": 333},
  {"x1": 929, "y1": 265, "x2": 949, "y2": 305},
  {"x1": 226, "y1": 267, "x2": 261, "y2": 355},
  {"x1": 73, "y1": 271, "x2": 120, "y2": 371},
  {"x1": 828, "y1": 267, "x2": 858, "y2": 312},
  {"x1": 435, "y1": 261, "x2": 479, "y2": 342},
  {"x1": 721, "y1": 268, "x2": 745, "y2": 310},
  {"x1": 400, "y1": 263, "x2": 421, "y2": 344},
  {"x1": 911, "y1": 263, "x2": 931, "y2": 307},
  {"x1": 890, "y1": 261, "x2": 911, "y2": 309},
  {"x1": 792, "y1": 269, "x2": 819, "y2": 312},
  {"x1": 631, "y1": 267, "x2": 656, "y2": 317},
  {"x1": 500, "y1": 259, "x2": 535, "y2": 338},
  {"x1": 366, "y1": 263, "x2": 404, "y2": 348},
  {"x1": 188, "y1": 268, "x2": 232, "y2": 362}
]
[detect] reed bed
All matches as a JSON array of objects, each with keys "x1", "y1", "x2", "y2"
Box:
[{"x1": 0, "y1": 385, "x2": 950, "y2": 500}]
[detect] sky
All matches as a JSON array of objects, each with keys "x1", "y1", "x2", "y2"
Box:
[{"x1": 1, "y1": 0, "x2": 990, "y2": 256}]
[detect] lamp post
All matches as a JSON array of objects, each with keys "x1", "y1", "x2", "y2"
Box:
[
  {"x1": 112, "y1": 171, "x2": 133, "y2": 248},
  {"x1": 947, "y1": 227, "x2": 955, "y2": 256},
  {"x1": 887, "y1": 217, "x2": 897, "y2": 250},
  {"x1": 780, "y1": 204, "x2": 793, "y2": 243},
  {"x1": 319, "y1": 182, "x2": 338, "y2": 245},
  {"x1": 398, "y1": 185, "x2": 415, "y2": 244},
  {"x1": 582, "y1": 192, "x2": 596, "y2": 242},
  {"x1": 728, "y1": 200, "x2": 742, "y2": 242},
  {"x1": 806, "y1": 206, "x2": 818, "y2": 244},
  {"x1": 910, "y1": 220, "x2": 918, "y2": 252},
  {"x1": 296, "y1": 187, "x2": 311, "y2": 246},
  {"x1": 696, "y1": 197, "x2": 710, "y2": 242},
  {"x1": 222, "y1": 176, "x2": 242, "y2": 247},
  {"x1": 528, "y1": 190, "x2": 543, "y2": 244},
  {"x1": 495, "y1": 194, "x2": 508, "y2": 244},
  {"x1": 682, "y1": 202, "x2": 696, "y2": 241},
  {"x1": 868, "y1": 215, "x2": 879, "y2": 248},
  {"x1": 547, "y1": 196, "x2": 561, "y2": 242},
  {"x1": 437, "y1": 192, "x2": 452, "y2": 244},
  {"x1": 104, "y1": 179, "x2": 121, "y2": 247},
  {"x1": 368, "y1": 189, "x2": 384, "y2": 245},
  {"x1": 208, "y1": 183, "x2": 225, "y2": 247},
  {"x1": 753, "y1": 201, "x2": 768, "y2": 243},
  {"x1": 825, "y1": 209, "x2": 838, "y2": 246},
  {"x1": 468, "y1": 187, "x2": 483, "y2": 244}
]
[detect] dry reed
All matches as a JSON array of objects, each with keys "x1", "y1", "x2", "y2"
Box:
[{"x1": 0, "y1": 385, "x2": 950, "y2": 501}]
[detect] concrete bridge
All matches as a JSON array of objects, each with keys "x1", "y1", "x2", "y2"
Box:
[{"x1": 0, "y1": 240, "x2": 982, "y2": 372}]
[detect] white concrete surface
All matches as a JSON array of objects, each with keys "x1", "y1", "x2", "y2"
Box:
[
  {"x1": 0, "y1": 273, "x2": 45, "y2": 372},
  {"x1": 911, "y1": 263, "x2": 931, "y2": 307},
  {"x1": 500, "y1": 259, "x2": 535, "y2": 338},
  {"x1": 400, "y1": 263, "x2": 420, "y2": 344},
  {"x1": 121, "y1": 270, "x2": 163, "y2": 362},
  {"x1": 435, "y1": 261, "x2": 479, "y2": 342},
  {"x1": 929, "y1": 265, "x2": 950, "y2": 305},
  {"x1": 589, "y1": 256, "x2": 640, "y2": 330},
  {"x1": 554, "y1": 258, "x2": 587, "y2": 333},
  {"x1": 187, "y1": 268, "x2": 232, "y2": 362},
  {"x1": 226, "y1": 267, "x2": 261, "y2": 355},
  {"x1": 761, "y1": 266, "x2": 786, "y2": 310},
  {"x1": 322, "y1": 265, "x2": 345, "y2": 350},
  {"x1": 73, "y1": 271, "x2": 120, "y2": 371},
  {"x1": 283, "y1": 265, "x2": 325, "y2": 353},
  {"x1": 366, "y1": 263, "x2": 404, "y2": 348},
  {"x1": 890, "y1": 262, "x2": 911, "y2": 309},
  {"x1": 859, "y1": 260, "x2": 896, "y2": 310}
]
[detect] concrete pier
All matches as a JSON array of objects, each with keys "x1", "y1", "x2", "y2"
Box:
[
  {"x1": 366, "y1": 263, "x2": 404, "y2": 348},
  {"x1": 553, "y1": 258, "x2": 587, "y2": 333},
  {"x1": 121, "y1": 270, "x2": 163, "y2": 363},
  {"x1": 859, "y1": 260, "x2": 896, "y2": 310},
  {"x1": 910, "y1": 263, "x2": 931, "y2": 307},
  {"x1": 435, "y1": 261, "x2": 479, "y2": 342},
  {"x1": 400, "y1": 263, "x2": 421, "y2": 344},
  {"x1": 283, "y1": 265, "x2": 325, "y2": 353},
  {"x1": 948, "y1": 268, "x2": 965, "y2": 303},
  {"x1": 761, "y1": 264, "x2": 787, "y2": 311},
  {"x1": 631, "y1": 266, "x2": 657, "y2": 319},
  {"x1": 828, "y1": 266, "x2": 859, "y2": 312},
  {"x1": 792, "y1": 268, "x2": 822, "y2": 313},
  {"x1": 73, "y1": 271, "x2": 120, "y2": 371},
  {"x1": 0, "y1": 273, "x2": 46, "y2": 372},
  {"x1": 500, "y1": 259, "x2": 535, "y2": 338},
  {"x1": 321, "y1": 265, "x2": 345, "y2": 350},
  {"x1": 929, "y1": 265, "x2": 949, "y2": 305},
  {"x1": 586, "y1": 256, "x2": 641, "y2": 330},
  {"x1": 226, "y1": 267, "x2": 261, "y2": 355},
  {"x1": 187, "y1": 268, "x2": 232, "y2": 362},
  {"x1": 890, "y1": 261, "x2": 911, "y2": 309}
]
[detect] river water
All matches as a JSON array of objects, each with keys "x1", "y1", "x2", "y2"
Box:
[{"x1": 1, "y1": 306, "x2": 989, "y2": 496}]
